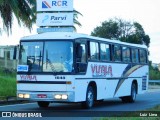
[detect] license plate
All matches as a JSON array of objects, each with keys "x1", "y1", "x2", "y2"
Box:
[{"x1": 37, "y1": 94, "x2": 47, "y2": 98}]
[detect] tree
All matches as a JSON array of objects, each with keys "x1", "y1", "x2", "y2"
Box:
[
  {"x1": 91, "y1": 19, "x2": 119, "y2": 39},
  {"x1": 73, "y1": 9, "x2": 82, "y2": 28},
  {"x1": 0, "y1": 0, "x2": 36, "y2": 35},
  {"x1": 149, "y1": 61, "x2": 160, "y2": 80},
  {"x1": 91, "y1": 18, "x2": 150, "y2": 47}
]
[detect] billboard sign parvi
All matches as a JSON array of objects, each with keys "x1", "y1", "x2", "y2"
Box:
[{"x1": 36, "y1": 13, "x2": 73, "y2": 26}]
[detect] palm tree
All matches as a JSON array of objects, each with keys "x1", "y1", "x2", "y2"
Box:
[
  {"x1": 73, "y1": 9, "x2": 82, "y2": 27},
  {"x1": 0, "y1": 0, "x2": 36, "y2": 35}
]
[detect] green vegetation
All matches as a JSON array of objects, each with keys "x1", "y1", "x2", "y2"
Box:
[
  {"x1": 0, "y1": 76, "x2": 16, "y2": 97},
  {"x1": 0, "y1": 68, "x2": 16, "y2": 98},
  {"x1": 149, "y1": 61, "x2": 160, "y2": 80},
  {"x1": 0, "y1": 0, "x2": 36, "y2": 35},
  {"x1": 91, "y1": 18, "x2": 150, "y2": 47},
  {"x1": 98, "y1": 118, "x2": 151, "y2": 120},
  {"x1": 99, "y1": 117, "x2": 159, "y2": 120},
  {"x1": 148, "y1": 104, "x2": 160, "y2": 111},
  {"x1": 100, "y1": 105, "x2": 160, "y2": 119}
]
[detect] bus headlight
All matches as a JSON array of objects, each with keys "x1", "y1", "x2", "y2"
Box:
[
  {"x1": 62, "y1": 95, "x2": 68, "y2": 100},
  {"x1": 18, "y1": 94, "x2": 24, "y2": 98},
  {"x1": 24, "y1": 94, "x2": 30, "y2": 99},
  {"x1": 54, "y1": 95, "x2": 62, "y2": 99},
  {"x1": 18, "y1": 93, "x2": 30, "y2": 98},
  {"x1": 54, "y1": 94, "x2": 68, "y2": 100}
]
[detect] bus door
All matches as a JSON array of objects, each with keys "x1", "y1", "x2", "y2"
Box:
[{"x1": 75, "y1": 40, "x2": 87, "y2": 73}]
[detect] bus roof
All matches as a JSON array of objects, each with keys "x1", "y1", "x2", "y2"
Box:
[{"x1": 21, "y1": 32, "x2": 147, "y2": 49}]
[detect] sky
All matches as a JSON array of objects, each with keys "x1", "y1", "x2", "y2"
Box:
[{"x1": 0, "y1": 0, "x2": 160, "y2": 63}]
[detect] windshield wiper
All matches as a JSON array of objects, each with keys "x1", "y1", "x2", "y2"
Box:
[
  {"x1": 46, "y1": 58, "x2": 56, "y2": 72},
  {"x1": 46, "y1": 50, "x2": 57, "y2": 74}
]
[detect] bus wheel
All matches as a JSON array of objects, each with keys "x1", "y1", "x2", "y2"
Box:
[
  {"x1": 82, "y1": 86, "x2": 95, "y2": 109},
  {"x1": 128, "y1": 83, "x2": 137, "y2": 102},
  {"x1": 37, "y1": 101, "x2": 50, "y2": 108},
  {"x1": 121, "y1": 83, "x2": 137, "y2": 103}
]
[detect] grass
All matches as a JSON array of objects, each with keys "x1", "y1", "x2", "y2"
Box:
[
  {"x1": 99, "y1": 116, "x2": 159, "y2": 119},
  {"x1": 147, "y1": 105, "x2": 160, "y2": 111},
  {"x1": 0, "y1": 68, "x2": 16, "y2": 98},
  {"x1": 0, "y1": 76, "x2": 16, "y2": 98},
  {"x1": 99, "y1": 105, "x2": 160, "y2": 120}
]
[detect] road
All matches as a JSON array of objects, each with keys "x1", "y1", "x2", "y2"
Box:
[{"x1": 0, "y1": 90, "x2": 160, "y2": 118}]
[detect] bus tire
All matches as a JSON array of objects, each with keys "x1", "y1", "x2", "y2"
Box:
[
  {"x1": 121, "y1": 83, "x2": 137, "y2": 103},
  {"x1": 81, "y1": 86, "x2": 95, "y2": 109},
  {"x1": 128, "y1": 83, "x2": 137, "y2": 102},
  {"x1": 96, "y1": 99, "x2": 104, "y2": 103},
  {"x1": 37, "y1": 101, "x2": 50, "y2": 108}
]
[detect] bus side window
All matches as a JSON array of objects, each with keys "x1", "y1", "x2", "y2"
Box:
[
  {"x1": 100, "y1": 43, "x2": 111, "y2": 61},
  {"x1": 113, "y1": 45, "x2": 122, "y2": 62},
  {"x1": 76, "y1": 43, "x2": 87, "y2": 73},
  {"x1": 90, "y1": 42, "x2": 99, "y2": 60},
  {"x1": 139, "y1": 49, "x2": 147, "y2": 64},
  {"x1": 76, "y1": 44, "x2": 86, "y2": 63},
  {"x1": 122, "y1": 47, "x2": 131, "y2": 63},
  {"x1": 132, "y1": 48, "x2": 139, "y2": 63}
]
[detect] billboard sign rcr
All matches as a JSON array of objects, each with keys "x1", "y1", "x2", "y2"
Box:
[
  {"x1": 37, "y1": 0, "x2": 73, "y2": 11},
  {"x1": 36, "y1": 13, "x2": 73, "y2": 26}
]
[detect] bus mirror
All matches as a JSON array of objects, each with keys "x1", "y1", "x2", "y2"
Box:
[{"x1": 13, "y1": 46, "x2": 17, "y2": 60}]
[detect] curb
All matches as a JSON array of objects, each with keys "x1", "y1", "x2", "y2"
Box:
[
  {"x1": 0, "y1": 100, "x2": 29, "y2": 105},
  {"x1": 0, "y1": 96, "x2": 17, "y2": 105},
  {"x1": 0, "y1": 96, "x2": 29, "y2": 105},
  {"x1": 147, "y1": 89, "x2": 160, "y2": 92}
]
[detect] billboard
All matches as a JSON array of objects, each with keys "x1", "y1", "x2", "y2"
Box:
[
  {"x1": 36, "y1": 13, "x2": 73, "y2": 26},
  {"x1": 37, "y1": 27, "x2": 74, "y2": 33},
  {"x1": 37, "y1": 0, "x2": 73, "y2": 11}
]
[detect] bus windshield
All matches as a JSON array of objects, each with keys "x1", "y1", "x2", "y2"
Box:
[{"x1": 19, "y1": 41, "x2": 73, "y2": 73}]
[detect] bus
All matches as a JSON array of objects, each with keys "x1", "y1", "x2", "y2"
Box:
[{"x1": 17, "y1": 32, "x2": 148, "y2": 109}]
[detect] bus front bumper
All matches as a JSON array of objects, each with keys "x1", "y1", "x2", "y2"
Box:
[{"x1": 17, "y1": 91, "x2": 75, "y2": 102}]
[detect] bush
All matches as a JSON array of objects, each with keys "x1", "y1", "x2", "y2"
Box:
[
  {"x1": 0, "y1": 77, "x2": 16, "y2": 97},
  {"x1": 149, "y1": 61, "x2": 160, "y2": 80},
  {"x1": 0, "y1": 67, "x2": 16, "y2": 97}
]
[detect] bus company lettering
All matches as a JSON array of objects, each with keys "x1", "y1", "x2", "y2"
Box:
[
  {"x1": 51, "y1": 16, "x2": 67, "y2": 21},
  {"x1": 52, "y1": 1, "x2": 68, "y2": 7},
  {"x1": 91, "y1": 64, "x2": 113, "y2": 77},
  {"x1": 20, "y1": 75, "x2": 37, "y2": 81}
]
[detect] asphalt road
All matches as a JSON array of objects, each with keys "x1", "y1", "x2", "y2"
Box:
[{"x1": 0, "y1": 90, "x2": 160, "y2": 119}]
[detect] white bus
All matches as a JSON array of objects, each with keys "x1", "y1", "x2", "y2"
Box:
[{"x1": 17, "y1": 32, "x2": 148, "y2": 109}]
